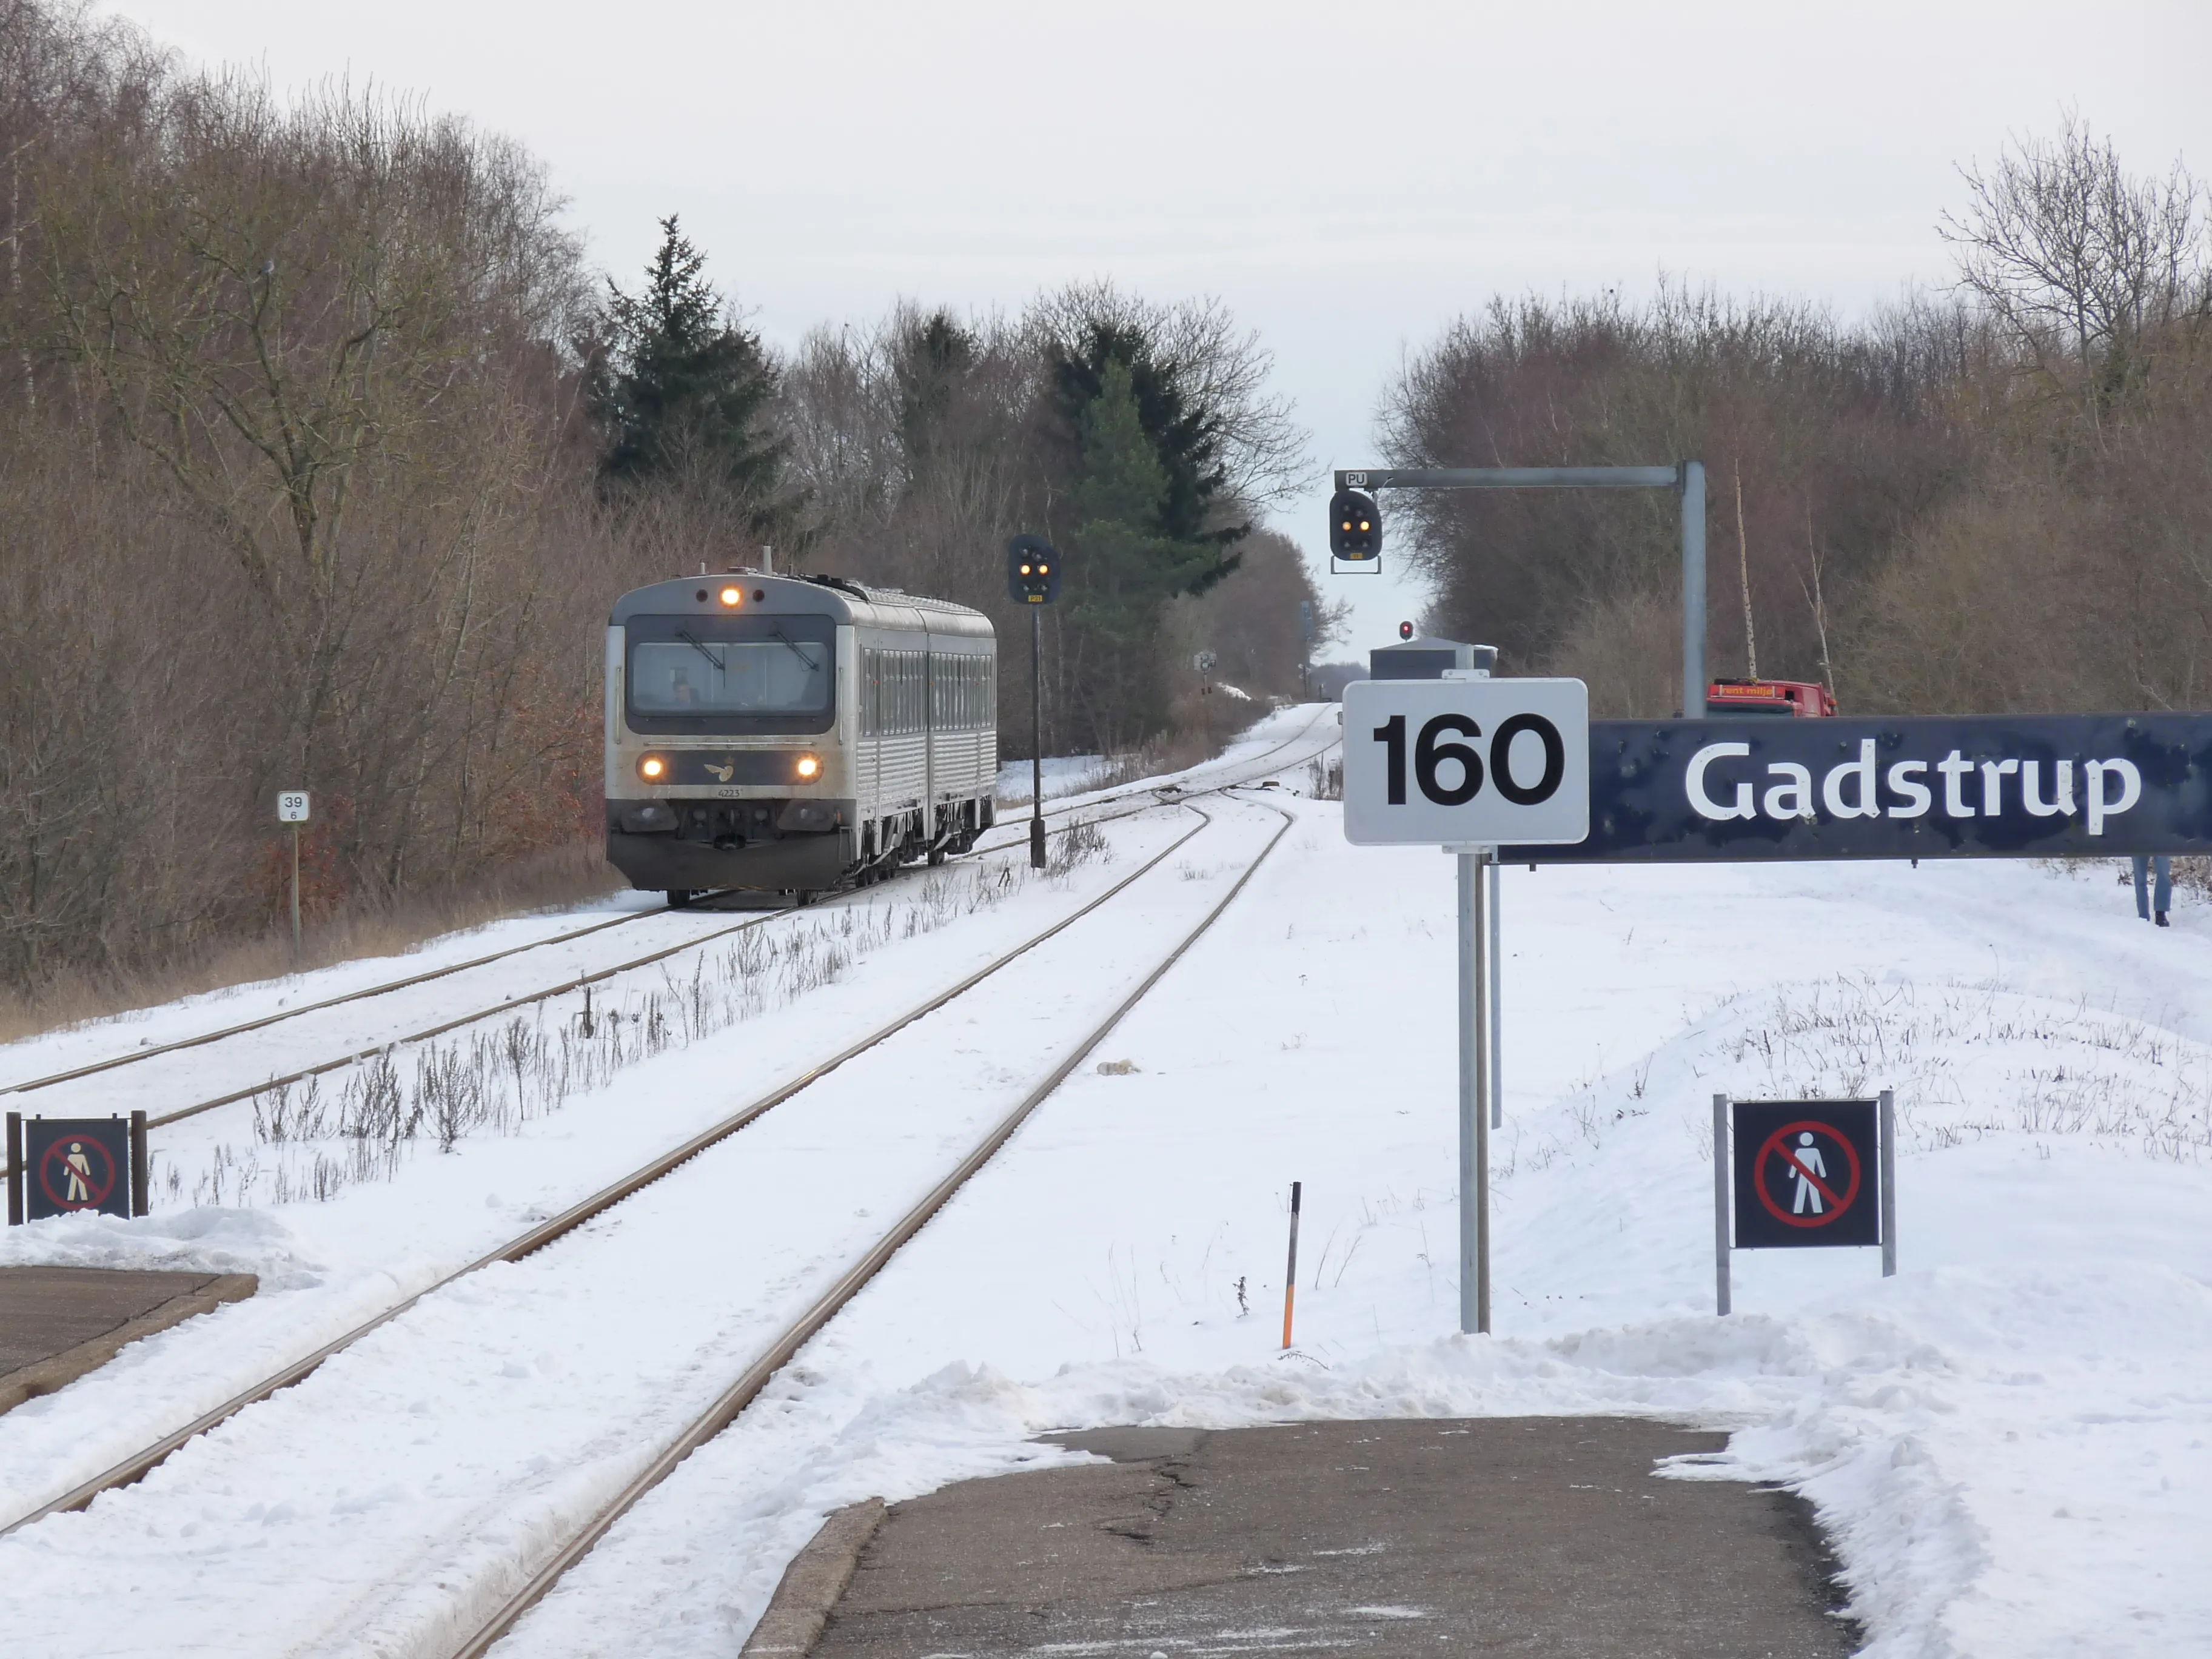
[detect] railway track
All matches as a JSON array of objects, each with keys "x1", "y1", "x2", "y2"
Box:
[
  {"x1": 0, "y1": 791, "x2": 1296, "y2": 1545},
  {"x1": 0, "y1": 708, "x2": 1335, "y2": 1133},
  {"x1": 454, "y1": 796, "x2": 1295, "y2": 1658}
]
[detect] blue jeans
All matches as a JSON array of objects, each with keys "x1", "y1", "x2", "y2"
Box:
[{"x1": 2133, "y1": 855, "x2": 2172, "y2": 918}]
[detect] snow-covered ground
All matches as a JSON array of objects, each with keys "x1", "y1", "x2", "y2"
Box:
[
  {"x1": 1, "y1": 704, "x2": 2205, "y2": 1658},
  {"x1": 994, "y1": 752, "x2": 1113, "y2": 803}
]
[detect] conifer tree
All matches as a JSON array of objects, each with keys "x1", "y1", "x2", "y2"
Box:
[
  {"x1": 593, "y1": 216, "x2": 786, "y2": 516},
  {"x1": 1051, "y1": 321, "x2": 1245, "y2": 557},
  {"x1": 1065, "y1": 362, "x2": 1225, "y2": 740}
]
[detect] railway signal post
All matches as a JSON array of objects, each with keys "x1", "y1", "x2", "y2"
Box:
[
  {"x1": 1006, "y1": 535, "x2": 1062, "y2": 868},
  {"x1": 1333, "y1": 464, "x2": 1708, "y2": 716}
]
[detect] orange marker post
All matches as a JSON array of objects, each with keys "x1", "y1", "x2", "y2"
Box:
[{"x1": 1281, "y1": 1181, "x2": 1302, "y2": 1349}]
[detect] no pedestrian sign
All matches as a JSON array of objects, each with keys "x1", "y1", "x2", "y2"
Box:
[
  {"x1": 1729, "y1": 1099, "x2": 1881, "y2": 1250},
  {"x1": 22, "y1": 1117, "x2": 132, "y2": 1221}
]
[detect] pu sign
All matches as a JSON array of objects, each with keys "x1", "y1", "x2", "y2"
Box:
[{"x1": 1508, "y1": 714, "x2": 2212, "y2": 863}]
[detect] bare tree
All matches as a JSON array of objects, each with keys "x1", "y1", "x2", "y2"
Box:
[{"x1": 1943, "y1": 115, "x2": 2209, "y2": 433}]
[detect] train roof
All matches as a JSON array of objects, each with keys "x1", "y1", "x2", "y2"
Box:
[{"x1": 609, "y1": 573, "x2": 993, "y2": 638}]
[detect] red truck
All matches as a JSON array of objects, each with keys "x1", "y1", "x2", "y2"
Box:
[{"x1": 1706, "y1": 677, "x2": 1838, "y2": 717}]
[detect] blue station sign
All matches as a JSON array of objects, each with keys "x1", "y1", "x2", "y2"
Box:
[{"x1": 1507, "y1": 714, "x2": 2212, "y2": 863}]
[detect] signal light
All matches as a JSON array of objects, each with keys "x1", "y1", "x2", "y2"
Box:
[
  {"x1": 1399, "y1": 620, "x2": 1415, "y2": 641},
  {"x1": 1006, "y1": 534, "x2": 1061, "y2": 605},
  {"x1": 1329, "y1": 488, "x2": 1381, "y2": 561},
  {"x1": 638, "y1": 754, "x2": 668, "y2": 781},
  {"x1": 794, "y1": 754, "x2": 821, "y2": 780},
  {"x1": 719, "y1": 586, "x2": 743, "y2": 607}
]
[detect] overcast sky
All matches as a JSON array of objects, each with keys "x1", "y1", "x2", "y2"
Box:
[{"x1": 111, "y1": 0, "x2": 2212, "y2": 657}]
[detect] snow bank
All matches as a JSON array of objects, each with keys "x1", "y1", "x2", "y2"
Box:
[
  {"x1": 0, "y1": 1206, "x2": 315, "y2": 1284},
  {"x1": 994, "y1": 754, "x2": 1111, "y2": 803},
  {"x1": 536, "y1": 1257, "x2": 2212, "y2": 1659}
]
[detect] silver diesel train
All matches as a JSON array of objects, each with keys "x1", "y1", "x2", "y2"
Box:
[{"x1": 604, "y1": 572, "x2": 998, "y2": 903}]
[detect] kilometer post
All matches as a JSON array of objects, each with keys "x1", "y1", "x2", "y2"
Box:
[
  {"x1": 1341, "y1": 675, "x2": 1589, "y2": 1342},
  {"x1": 276, "y1": 791, "x2": 310, "y2": 964}
]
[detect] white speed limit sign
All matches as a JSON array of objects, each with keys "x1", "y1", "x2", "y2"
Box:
[{"x1": 1341, "y1": 677, "x2": 1590, "y2": 846}]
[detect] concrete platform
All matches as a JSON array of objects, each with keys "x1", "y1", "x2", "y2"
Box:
[
  {"x1": 0, "y1": 1267, "x2": 255, "y2": 1413},
  {"x1": 760, "y1": 1418, "x2": 1857, "y2": 1658}
]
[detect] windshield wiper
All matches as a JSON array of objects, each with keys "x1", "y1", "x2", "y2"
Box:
[
  {"x1": 674, "y1": 629, "x2": 726, "y2": 674},
  {"x1": 768, "y1": 626, "x2": 821, "y2": 672}
]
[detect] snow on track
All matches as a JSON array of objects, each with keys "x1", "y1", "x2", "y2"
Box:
[
  {"x1": 0, "y1": 797, "x2": 1293, "y2": 1656},
  {"x1": 504, "y1": 797, "x2": 2212, "y2": 1659},
  {"x1": 0, "y1": 805, "x2": 1208, "y2": 1518}
]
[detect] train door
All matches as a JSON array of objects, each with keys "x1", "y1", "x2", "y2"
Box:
[
  {"x1": 862, "y1": 640, "x2": 880, "y2": 843},
  {"x1": 923, "y1": 636, "x2": 937, "y2": 841}
]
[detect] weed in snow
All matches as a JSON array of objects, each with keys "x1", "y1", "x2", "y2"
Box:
[
  {"x1": 190, "y1": 856, "x2": 1050, "y2": 1211},
  {"x1": 1498, "y1": 973, "x2": 2210, "y2": 1183}
]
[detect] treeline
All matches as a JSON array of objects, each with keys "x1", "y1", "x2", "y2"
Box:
[
  {"x1": 0, "y1": 1, "x2": 1330, "y2": 996},
  {"x1": 1382, "y1": 119, "x2": 2212, "y2": 720}
]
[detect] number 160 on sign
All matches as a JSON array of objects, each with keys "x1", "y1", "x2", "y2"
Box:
[{"x1": 1341, "y1": 678, "x2": 1591, "y2": 847}]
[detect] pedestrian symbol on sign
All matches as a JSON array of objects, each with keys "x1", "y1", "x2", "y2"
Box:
[
  {"x1": 62, "y1": 1141, "x2": 93, "y2": 1203},
  {"x1": 1752, "y1": 1120, "x2": 1863, "y2": 1229},
  {"x1": 38, "y1": 1133, "x2": 116, "y2": 1213}
]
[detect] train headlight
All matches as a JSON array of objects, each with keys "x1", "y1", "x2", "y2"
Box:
[
  {"x1": 794, "y1": 753, "x2": 821, "y2": 781},
  {"x1": 718, "y1": 586, "x2": 743, "y2": 607},
  {"x1": 638, "y1": 754, "x2": 668, "y2": 782}
]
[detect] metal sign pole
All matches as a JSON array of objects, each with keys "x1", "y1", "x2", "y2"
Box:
[
  {"x1": 1879, "y1": 1088, "x2": 1897, "y2": 1278},
  {"x1": 1458, "y1": 849, "x2": 1492, "y2": 1335},
  {"x1": 1680, "y1": 461, "x2": 1706, "y2": 720},
  {"x1": 1029, "y1": 607, "x2": 1045, "y2": 870},
  {"x1": 290, "y1": 823, "x2": 302, "y2": 963},
  {"x1": 1712, "y1": 1093, "x2": 1732, "y2": 1315},
  {"x1": 1488, "y1": 859, "x2": 1502, "y2": 1129},
  {"x1": 1474, "y1": 848, "x2": 1491, "y2": 1335}
]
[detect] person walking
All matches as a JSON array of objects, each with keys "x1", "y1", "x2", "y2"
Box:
[{"x1": 2132, "y1": 854, "x2": 2173, "y2": 927}]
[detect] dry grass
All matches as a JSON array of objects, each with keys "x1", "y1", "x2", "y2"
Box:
[
  {"x1": 0, "y1": 840, "x2": 622, "y2": 1049},
  {"x1": 1093, "y1": 727, "x2": 1225, "y2": 792},
  {"x1": 177, "y1": 844, "x2": 1083, "y2": 1210}
]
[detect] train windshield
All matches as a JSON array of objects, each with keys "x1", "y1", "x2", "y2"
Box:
[{"x1": 625, "y1": 614, "x2": 836, "y2": 734}]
